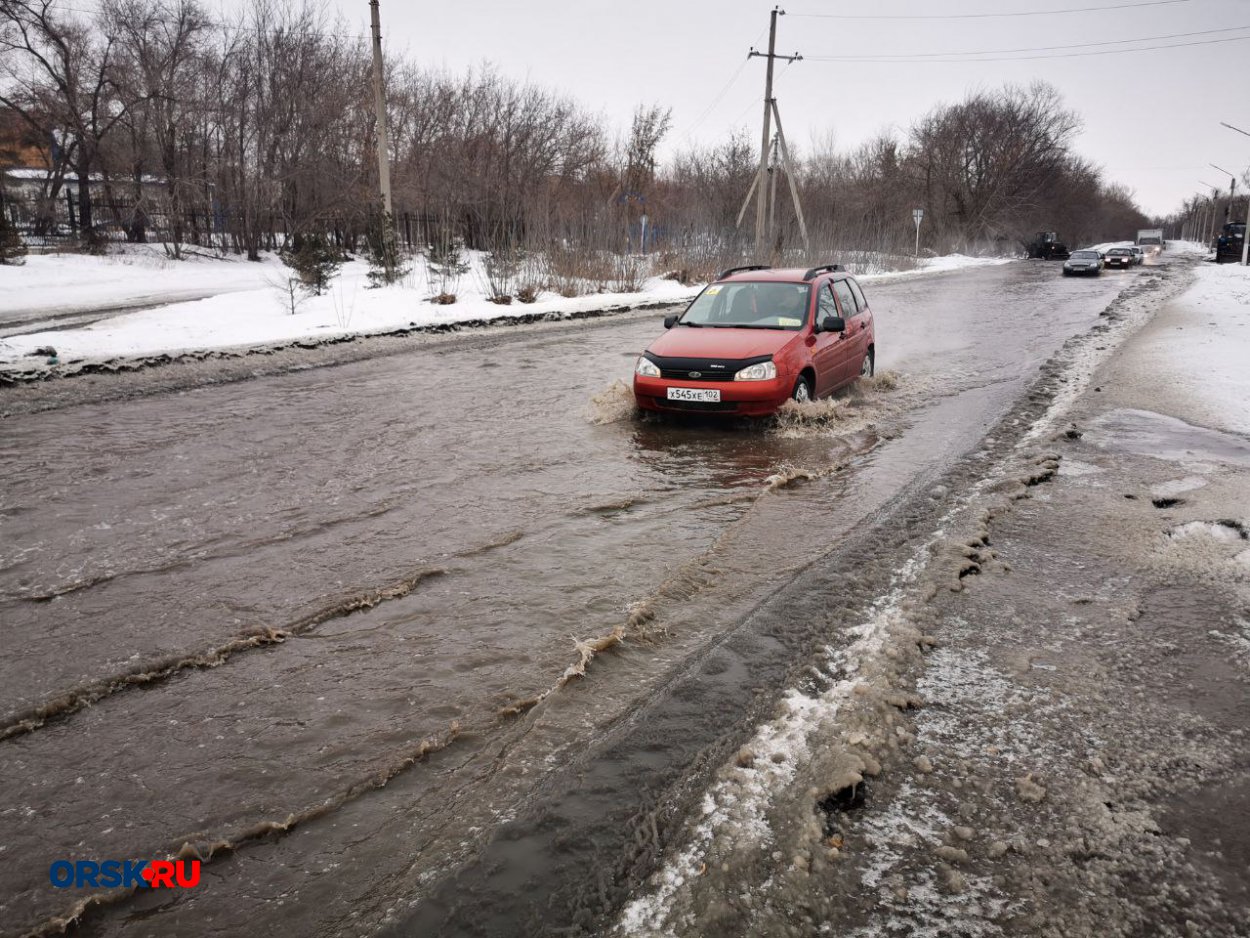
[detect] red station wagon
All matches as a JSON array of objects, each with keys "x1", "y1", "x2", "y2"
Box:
[{"x1": 633, "y1": 263, "x2": 876, "y2": 416}]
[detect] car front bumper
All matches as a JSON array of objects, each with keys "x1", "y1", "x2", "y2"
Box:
[{"x1": 633, "y1": 374, "x2": 794, "y2": 416}]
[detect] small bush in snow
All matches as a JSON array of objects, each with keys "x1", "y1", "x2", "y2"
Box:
[
  {"x1": 425, "y1": 236, "x2": 469, "y2": 299},
  {"x1": 282, "y1": 234, "x2": 341, "y2": 296}
]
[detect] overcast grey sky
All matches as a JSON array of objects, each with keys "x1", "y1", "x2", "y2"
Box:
[{"x1": 312, "y1": 0, "x2": 1250, "y2": 216}]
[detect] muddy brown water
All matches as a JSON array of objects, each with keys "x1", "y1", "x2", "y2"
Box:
[{"x1": 0, "y1": 260, "x2": 1147, "y2": 936}]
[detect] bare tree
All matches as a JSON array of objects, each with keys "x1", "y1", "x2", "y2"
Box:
[{"x1": 0, "y1": 0, "x2": 133, "y2": 245}]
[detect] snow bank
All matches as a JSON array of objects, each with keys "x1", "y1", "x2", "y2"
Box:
[
  {"x1": 1150, "y1": 261, "x2": 1250, "y2": 435},
  {"x1": 0, "y1": 245, "x2": 281, "y2": 319},
  {"x1": 0, "y1": 251, "x2": 1011, "y2": 366}
]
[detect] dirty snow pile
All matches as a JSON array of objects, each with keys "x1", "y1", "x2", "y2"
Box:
[{"x1": 0, "y1": 250, "x2": 1009, "y2": 366}]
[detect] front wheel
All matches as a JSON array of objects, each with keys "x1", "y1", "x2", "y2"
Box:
[
  {"x1": 791, "y1": 375, "x2": 813, "y2": 403},
  {"x1": 860, "y1": 350, "x2": 874, "y2": 379}
]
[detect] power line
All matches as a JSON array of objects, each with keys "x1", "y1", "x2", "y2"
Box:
[
  {"x1": 805, "y1": 33, "x2": 1250, "y2": 63},
  {"x1": 790, "y1": 0, "x2": 1189, "y2": 20},
  {"x1": 679, "y1": 57, "x2": 752, "y2": 141},
  {"x1": 677, "y1": 24, "x2": 769, "y2": 141},
  {"x1": 805, "y1": 25, "x2": 1250, "y2": 60}
]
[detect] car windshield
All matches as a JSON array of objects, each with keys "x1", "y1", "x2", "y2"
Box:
[
  {"x1": 1108, "y1": 249, "x2": 1131, "y2": 255},
  {"x1": 1071, "y1": 251, "x2": 1099, "y2": 259},
  {"x1": 680, "y1": 281, "x2": 811, "y2": 330}
]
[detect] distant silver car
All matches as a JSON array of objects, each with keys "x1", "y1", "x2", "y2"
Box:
[
  {"x1": 1062, "y1": 250, "x2": 1103, "y2": 276},
  {"x1": 1127, "y1": 246, "x2": 1145, "y2": 265}
]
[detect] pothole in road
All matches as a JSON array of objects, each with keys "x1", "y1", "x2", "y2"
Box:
[
  {"x1": 1152, "y1": 497, "x2": 1185, "y2": 509},
  {"x1": 818, "y1": 779, "x2": 868, "y2": 838}
]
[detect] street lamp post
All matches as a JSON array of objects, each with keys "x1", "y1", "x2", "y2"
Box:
[
  {"x1": 1211, "y1": 163, "x2": 1245, "y2": 262},
  {"x1": 1219, "y1": 124, "x2": 1250, "y2": 264}
]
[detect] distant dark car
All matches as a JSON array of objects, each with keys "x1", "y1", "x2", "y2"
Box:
[
  {"x1": 1062, "y1": 250, "x2": 1103, "y2": 276},
  {"x1": 1104, "y1": 247, "x2": 1134, "y2": 269},
  {"x1": 1215, "y1": 222, "x2": 1246, "y2": 264},
  {"x1": 1027, "y1": 231, "x2": 1071, "y2": 260}
]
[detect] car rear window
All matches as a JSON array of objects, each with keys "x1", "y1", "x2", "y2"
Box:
[{"x1": 681, "y1": 282, "x2": 811, "y2": 330}]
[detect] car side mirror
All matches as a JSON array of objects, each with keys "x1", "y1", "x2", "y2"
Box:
[
  {"x1": 818, "y1": 315, "x2": 845, "y2": 334},
  {"x1": 663, "y1": 315, "x2": 678, "y2": 329}
]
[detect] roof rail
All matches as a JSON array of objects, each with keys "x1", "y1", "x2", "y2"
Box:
[
  {"x1": 716, "y1": 264, "x2": 771, "y2": 280},
  {"x1": 802, "y1": 263, "x2": 844, "y2": 281}
]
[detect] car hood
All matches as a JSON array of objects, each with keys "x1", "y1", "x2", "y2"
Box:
[{"x1": 646, "y1": 326, "x2": 798, "y2": 361}]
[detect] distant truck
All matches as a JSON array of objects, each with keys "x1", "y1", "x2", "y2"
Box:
[
  {"x1": 1135, "y1": 229, "x2": 1165, "y2": 254},
  {"x1": 1214, "y1": 221, "x2": 1245, "y2": 263},
  {"x1": 1026, "y1": 231, "x2": 1070, "y2": 260}
]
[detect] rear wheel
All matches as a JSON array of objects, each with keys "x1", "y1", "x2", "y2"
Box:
[{"x1": 791, "y1": 375, "x2": 813, "y2": 403}]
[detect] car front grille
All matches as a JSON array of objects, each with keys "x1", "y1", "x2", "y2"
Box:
[{"x1": 658, "y1": 368, "x2": 734, "y2": 381}]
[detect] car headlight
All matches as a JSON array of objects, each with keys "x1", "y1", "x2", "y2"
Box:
[
  {"x1": 734, "y1": 360, "x2": 777, "y2": 382},
  {"x1": 635, "y1": 356, "x2": 661, "y2": 378}
]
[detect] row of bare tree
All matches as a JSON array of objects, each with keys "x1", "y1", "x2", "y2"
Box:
[{"x1": 1, "y1": 0, "x2": 1149, "y2": 266}]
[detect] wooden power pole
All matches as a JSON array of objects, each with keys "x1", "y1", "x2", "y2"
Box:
[
  {"x1": 369, "y1": 0, "x2": 393, "y2": 218},
  {"x1": 742, "y1": 7, "x2": 805, "y2": 261}
]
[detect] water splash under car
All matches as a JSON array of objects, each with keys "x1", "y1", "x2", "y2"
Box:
[{"x1": 633, "y1": 264, "x2": 876, "y2": 416}]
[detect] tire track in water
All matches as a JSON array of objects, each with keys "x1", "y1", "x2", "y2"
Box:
[
  {"x1": 0, "y1": 523, "x2": 543, "y2": 740},
  {"x1": 1, "y1": 498, "x2": 407, "y2": 604},
  {"x1": 0, "y1": 565, "x2": 448, "y2": 742}
]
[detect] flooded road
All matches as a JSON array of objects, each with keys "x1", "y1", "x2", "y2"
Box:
[{"x1": 0, "y1": 260, "x2": 1147, "y2": 936}]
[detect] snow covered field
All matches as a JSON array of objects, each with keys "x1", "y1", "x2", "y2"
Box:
[
  {"x1": 0, "y1": 250, "x2": 1009, "y2": 366},
  {"x1": 0, "y1": 246, "x2": 279, "y2": 320}
]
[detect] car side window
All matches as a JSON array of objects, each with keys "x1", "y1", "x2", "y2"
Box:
[
  {"x1": 817, "y1": 283, "x2": 838, "y2": 321},
  {"x1": 848, "y1": 278, "x2": 868, "y2": 312},
  {"x1": 832, "y1": 279, "x2": 858, "y2": 316}
]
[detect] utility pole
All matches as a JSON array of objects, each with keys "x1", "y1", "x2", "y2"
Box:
[
  {"x1": 369, "y1": 0, "x2": 397, "y2": 279},
  {"x1": 746, "y1": 7, "x2": 801, "y2": 261}
]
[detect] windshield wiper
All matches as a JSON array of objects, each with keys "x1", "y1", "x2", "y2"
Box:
[{"x1": 679, "y1": 321, "x2": 703, "y2": 327}]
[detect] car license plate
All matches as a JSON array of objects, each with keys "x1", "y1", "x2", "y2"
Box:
[{"x1": 667, "y1": 387, "x2": 721, "y2": 403}]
